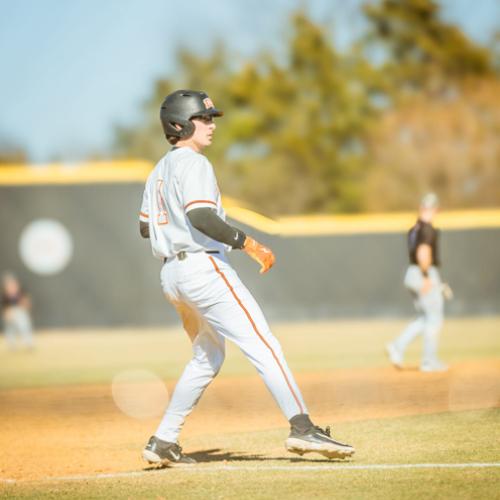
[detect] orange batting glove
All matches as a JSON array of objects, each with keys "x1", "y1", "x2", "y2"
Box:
[{"x1": 243, "y1": 236, "x2": 276, "y2": 274}]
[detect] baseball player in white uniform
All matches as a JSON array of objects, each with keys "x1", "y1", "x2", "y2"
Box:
[
  {"x1": 386, "y1": 193, "x2": 452, "y2": 372},
  {"x1": 138, "y1": 89, "x2": 354, "y2": 465}
]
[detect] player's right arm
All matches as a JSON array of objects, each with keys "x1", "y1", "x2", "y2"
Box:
[{"x1": 139, "y1": 185, "x2": 150, "y2": 238}]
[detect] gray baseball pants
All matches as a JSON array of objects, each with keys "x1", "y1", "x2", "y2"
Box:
[
  {"x1": 393, "y1": 265, "x2": 444, "y2": 366},
  {"x1": 3, "y1": 307, "x2": 34, "y2": 350}
]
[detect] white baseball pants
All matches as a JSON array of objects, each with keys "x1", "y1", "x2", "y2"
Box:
[{"x1": 155, "y1": 251, "x2": 307, "y2": 443}]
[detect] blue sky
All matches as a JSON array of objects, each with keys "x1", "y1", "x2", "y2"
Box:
[{"x1": 0, "y1": 0, "x2": 498, "y2": 163}]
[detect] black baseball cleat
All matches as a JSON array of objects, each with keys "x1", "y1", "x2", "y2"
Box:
[
  {"x1": 285, "y1": 425, "x2": 355, "y2": 459},
  {"x1": 142, "y1": 436, "x2": 196, "y2": 466}
]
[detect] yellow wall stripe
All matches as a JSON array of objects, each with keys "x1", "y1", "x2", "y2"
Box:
[
  {"x1": 224, "y1": 209, "x2": 500, "y2": 235},
  {"x1": 1, "y1": 162, "x2": 498, "y2": 234},
  {"x1": 0, "y1": 161, "x2": 152, "y2": 185}
]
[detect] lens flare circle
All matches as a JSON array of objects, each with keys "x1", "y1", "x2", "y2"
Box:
[
  {"x1": 111, "y1": 369, "x2": 169, "y2": 419},
  {"x1": 19, "y1": 218, "x2": 73, "y2": 275}
]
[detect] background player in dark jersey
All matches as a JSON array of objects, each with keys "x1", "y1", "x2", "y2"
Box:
[
  {"x1": 386, "y1": 193, "x2": 452, "y2": 372},
  {"x1": 1, "y1": 272, "x2": 34, "y2": 350}
]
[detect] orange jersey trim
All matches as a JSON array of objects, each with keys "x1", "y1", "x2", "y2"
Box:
[
  {"x1": 208, "y1": 256, "x2": 304, "y2": 414},
  {"x1": 184, "y1": 199, "x2": 217, "y2": 211}
]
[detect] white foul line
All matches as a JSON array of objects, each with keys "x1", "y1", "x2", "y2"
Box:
[{"x1": 1, "y1": 463, "x2": 500, "y2": 483}]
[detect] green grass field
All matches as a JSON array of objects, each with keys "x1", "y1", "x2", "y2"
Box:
[
  {"x1": 0, "y1": 317, "x2": 499, "y2": 499},
  {"x1": 1, "y1": 409, "x2": 499, "y2": 499},
  {"x1": 1, "y1": 317, "x2": 498, "y2": 389}
]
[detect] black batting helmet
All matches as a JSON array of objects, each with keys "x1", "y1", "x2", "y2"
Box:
[{"x1": 160, "y1": 90, "x2": 223, "y2": 140}]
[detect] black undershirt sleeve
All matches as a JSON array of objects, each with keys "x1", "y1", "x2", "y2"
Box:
[
  {"x1": 187, "y1": 207, "x2": 246, "y2": 249},
  {"x1": 419, "y1": 224, "x2": 435, "y2": 246}
]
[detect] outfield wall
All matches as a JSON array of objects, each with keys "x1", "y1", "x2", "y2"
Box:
[{"x1": 0, "y1": 164, "x2": 499, "y2": 328}]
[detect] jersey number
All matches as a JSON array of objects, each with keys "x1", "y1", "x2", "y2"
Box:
[{"x1": 156, "y1": 180, "x2": 169, "y2": 225}]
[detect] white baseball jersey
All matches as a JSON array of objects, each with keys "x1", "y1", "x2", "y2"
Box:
[{"x1": 139, "y1": 147, "x2": 227, "y2": 260}]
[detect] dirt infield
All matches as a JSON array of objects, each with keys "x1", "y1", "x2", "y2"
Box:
[{"x1": 1, "y1": 359, "x2": 498, "y2": 481}]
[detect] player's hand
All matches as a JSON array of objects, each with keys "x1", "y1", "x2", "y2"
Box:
[
  {"x1": 421, "y1": 277, "x2": 432, "y2": 295},
  {"x1": 243, "y1": 236, "x2": 275, "y2": 274},
  {"x1": 441, "y1": 283, "x2": 454, "y2": 300}
]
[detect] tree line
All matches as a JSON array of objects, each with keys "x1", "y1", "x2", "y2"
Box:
[{"x1": 114, "y1": 0, "x2": 499, "y2": 214}]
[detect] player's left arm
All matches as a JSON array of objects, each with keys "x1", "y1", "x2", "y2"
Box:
[
  {"x1": 20, "y1": 292, "x2": 31, "y2": 310},
  {"x1": 416, "y1": 243, "x2": 432, "y2": 294},
  {"x1": 441, "y1": 282, "x2": 454, "y2": 300},
  {"x1": 416, "y1": 243, "x2": 432, "y2": 275},
  {"x1": 180, "y1": 160, "x2": 245, "y2": 248},
  {"x1": 187, "y1": 208, "x2": 275, "y2": 274},
  {"x1": 139, "y1": 221, "x2": 149, "y2": 239},
  {"x1": 187, "y1": 208, "x2": 245, "y2": 248},
  {"x1": 182, "y1": 159, "x2": 275, "y2": 273}
]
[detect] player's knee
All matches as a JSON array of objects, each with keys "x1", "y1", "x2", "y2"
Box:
[
  {"x1": 425, "y1": 318, "x2": 443, "y2": 335},
  {"x1": 191, "y1": 349, "x2": 225, "y2": 377},
  {"x1": 428, "y1": 312, "x2": 443, "y2": 326},
  {"x1": 209, "y1": 349, "x2": 225, "y2": 376}
]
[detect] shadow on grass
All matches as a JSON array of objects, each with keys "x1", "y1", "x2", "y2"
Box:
[{"x1": 143, "y1": 448, "x2": 351, "y2": 470}]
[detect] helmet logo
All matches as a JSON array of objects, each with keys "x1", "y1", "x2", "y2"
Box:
[{"x1": 203, "y1": 97, "x2": 214, "y2": 109}]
